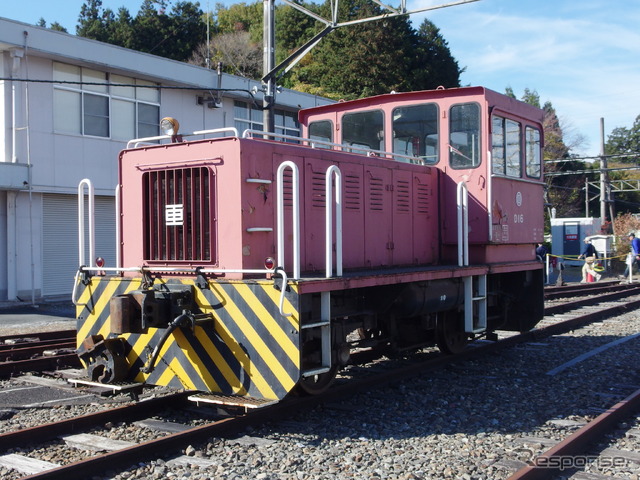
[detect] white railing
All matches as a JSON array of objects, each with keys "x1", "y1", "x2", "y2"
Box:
[
  {"x1": 325, "y1": 165, "x2": 343, "y2": 278},
  {"x1": 78, "y1": 179, "x2": 95, "y2": 268},
  {"x1": 241, "y1": 129, "x2": 430, "y2": 165},
  {"x1": 126, "y1": 127, "x2": 239, "y2": 149},
  {"x1": 115, "y1": 184, "x2": 121, "y2": 269},
  {"x1": 457, "y1": 181, "x2": 469, "y2": 267},
  {"x1": 276, "y1": 161, "x2": 301, "y2": 280}
]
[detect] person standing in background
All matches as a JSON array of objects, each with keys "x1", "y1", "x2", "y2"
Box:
[
  {"x1": 578, "y1": 238, "x2": 600, "y2": 283},
  {"x1": 622, "y1": 233, "x2": 640, "y2": 279}
]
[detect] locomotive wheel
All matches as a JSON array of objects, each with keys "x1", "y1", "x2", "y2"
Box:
[
  {"x1": 436, "y1": 312, "x2": 469, "y2": 355},
  {"x1": 296, "y1": 365, "x2": 339, "y2": 395}
]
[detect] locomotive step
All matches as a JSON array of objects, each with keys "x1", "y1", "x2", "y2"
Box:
[
  {"x1": 68, "y1": 377, "x2": 145, "y2": 396},
  {"x1": 188, "y1": 393, "x2": 278, "y2": 409}
]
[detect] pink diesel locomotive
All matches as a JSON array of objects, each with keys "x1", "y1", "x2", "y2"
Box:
[{"x1": 75, "y1": 86, "x2": 545, "y2": 403}]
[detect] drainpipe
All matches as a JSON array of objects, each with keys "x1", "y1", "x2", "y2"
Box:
[
  {"x1": 7, "y1": 49, "x2": 23, "y2": 301},
  {"x1": 10, "y1": 49, "x2": 23, "y2": 164}
]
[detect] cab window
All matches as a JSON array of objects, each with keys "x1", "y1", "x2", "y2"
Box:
[
  {"x1": 342, "y1": 110, "x2": 384, "y2": 153},
  {"x1": 449, "y1": 103, "x2": 480, "y2": 168},
  {"x1": 492, "y1": 116, "x2": 521, "y2": 177},
  {"x1": 525, "y1": 126, "x2": 542, "y2": 178},
  {"x1": 308, "y1": 120, "x2": 333, "y2": 149},
  {"x1": 392, "y1": 103, "x2": 439, "y2": 164}
]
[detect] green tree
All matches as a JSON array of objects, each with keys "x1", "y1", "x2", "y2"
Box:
[
  {"x1": 37, "y1": 18, "x2": 69, "y2": 32},
  {"x1": 77, "y1": 0, "x2": 113, "y2": 42},
  {"x1": 509, "y1": 88, "x2": 587, "y2": 220},
  {"x1": 411, "y1": 19, "x2": 462, "y2": 90},
  {"x1": 604, "y1": 115, "x2": 640, "y2": 214},
  {"x1": 283, "y1": 0, "x2": 460, "y2": 99},
  {"x1": 606, "y1": 115, "x2": 640, "y2": 163},
  {"x1": 76, "y1": 0, "x2": 205, "y2": 61}
]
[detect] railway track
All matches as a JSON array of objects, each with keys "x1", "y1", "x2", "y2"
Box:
[
  {"x1": 0, "y1": 283, "x2": 638, "y2": 479},
  {"x1": 544, "y1": 280, "x2": 639, "y2": 301},
  {"x1": 0, "y1": 330, "x2": 80, "y2": 378},
  {"x1": 505, "y1": 387, "x2": 640, "y2": 479}
]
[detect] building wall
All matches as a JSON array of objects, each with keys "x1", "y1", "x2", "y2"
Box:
[{"x1": 0, "y1": 18, "x2": 332, "y2": 302}]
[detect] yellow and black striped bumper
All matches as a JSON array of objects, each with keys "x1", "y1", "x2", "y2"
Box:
[{"x1": 76, "y1": 276, "x2": 301, "y2": 400}]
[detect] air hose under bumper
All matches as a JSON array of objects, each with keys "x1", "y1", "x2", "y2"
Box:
[{"x1": 141, "y1": 310, "x2": 196, "y2": 375}]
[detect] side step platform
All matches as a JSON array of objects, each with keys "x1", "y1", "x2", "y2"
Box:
[{"x1": 188, "y1": 393, "x2": 278, "y2": 410}]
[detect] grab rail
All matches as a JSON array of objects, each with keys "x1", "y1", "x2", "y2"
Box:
[
  {"x1": 241, "y1": 129, "x2": 428, "y2": 165},
  {"x1": 325, "y1": 165, "x2": 343, "y2": 278},
  {"x1": 126, "y1": 127, "x2": 239, "y2": 149},
  {"x1": 78, "y1": 179, "x2": 95, "y2": 268},
  {"x1": 276, "y1": 161, "x2": 300, "y2": 279},
  {"x1": 457, "y1": 181, "x2": 469, "y2": 267}
]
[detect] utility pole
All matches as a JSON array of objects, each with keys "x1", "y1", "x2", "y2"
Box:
[
  {"x1": 259, "y1": 0, "x2": 480, "y2": 134},
  {"x1": 600, "y1": 118, "x2": 607, "y2": 222},
  {"x1": 262, "y1": 0, "x2": 276, "y2": 134},
  {"x1": 599, "y1": 117, "x2": 616, "y2": 226}
]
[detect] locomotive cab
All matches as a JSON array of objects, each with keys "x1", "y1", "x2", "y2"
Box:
[{"x1": 300, "y1": 86, "x2": 545, "y2": 263}]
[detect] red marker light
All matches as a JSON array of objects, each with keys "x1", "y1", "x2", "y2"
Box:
[
  {"x1": 264, "y1": 257, "x2": 275, "y2": 270},
  {"x1": 95, "y1": 257, "x2": 105, "y2": 268}
]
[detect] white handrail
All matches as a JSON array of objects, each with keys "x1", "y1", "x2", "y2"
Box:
[
  {"x1": 325, "y1": 165, "x2": 343, "y2": 278},
  {"x1": 115, "y1": 184, "x2": 121, "y2": 269},
  {"x1": 276, "y1": 161, "x2": 300, "y2": 279},
  {"x1": 78, "y1": 179, "x2": 95, "y2": 268},
  {"x1": 76, "y1": 265, "x2": 277, "y2": 275},
  {"x1": 126, "y1": 127, "x2": 239, "y2": 149},
  {"x1": 192, "y1": 127, "x2": 239, "y2": 137},
  {"x1": 457, "y1": 181, "x2": 469, "y2": 267},
  {"x1": 241, "y1": 129, "x2": 429, "y2": 165}
]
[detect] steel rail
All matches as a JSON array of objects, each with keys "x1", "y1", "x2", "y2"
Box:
[
  {"x1": 506, "y1": 387, "x2": 640, "y2": 480},
  {"x1": 544, "y1": 281, "x2": 637, "y2": 301},
  {"x1": 0, "y1": 392, "x2": 192, "y2": 451},
  {"x1": 0, "y1": 340, "x2": 76, "y2": 360},
  {"x1": 16, "y1": 292, "x2": 640, "y2": 479},
  {"x1": 0, "y1": 330, "x2": 76, "y2": 344},
  {"x1": 0, "y1": 352, "x2": 81, "y2": 378},
  {"x1": 544, "y1": 284, "x2": 640, "y2": 315}
]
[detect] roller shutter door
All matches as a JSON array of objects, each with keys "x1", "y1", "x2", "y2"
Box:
[{"x1": 42, "y1": 194, "x2": 115, "y2": 297}]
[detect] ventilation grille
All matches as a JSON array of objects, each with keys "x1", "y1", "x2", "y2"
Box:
[
  {"x1": 416, "y1": 183, "x2": 430, "y2": 215},
  {"x1": 396, "y1": 180, "x2": 410, "y2": 213},
  {"x1": 143, "y1": 167, "x2": 212, "y2": 262},
  {"x1": 369, "y1": 176, "x2": 384, "y2": 211},
  {"x1": 311, "y1": 171, "x2": 326, "y2": 208},
  {"x1": 344, "y1": 174, "x2": 361, "y2": 210}
]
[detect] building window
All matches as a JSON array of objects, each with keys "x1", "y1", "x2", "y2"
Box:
[
  {"x1": 233, "y1": 101, "x2": 300, "y2": 140},
  {"x1": 53, "y1": 63, "x2": 160, "y2": 140}
]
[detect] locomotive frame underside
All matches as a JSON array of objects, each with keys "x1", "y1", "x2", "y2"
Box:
[{"x1": 75, "y1": 264, "x2": 543, "y2": 401}]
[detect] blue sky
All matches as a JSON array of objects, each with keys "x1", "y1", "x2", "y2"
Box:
[{"x1": 3, "y1": 0, "x2": 639, "y2": 157}]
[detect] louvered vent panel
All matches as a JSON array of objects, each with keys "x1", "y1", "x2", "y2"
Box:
[
  {"x1": 369, "y1": 177, "x2": 384, "y2": 211},
  {"x1": 282, "y1": 169, "x2": 294, "y2": 207},
  {"x1": 143, "y1": 167, "x2": 212, "y2": 262},
  {"x1": 311, "y1": 170, "x2": 326, "y2": 208},
  {"x1": 396, "y1": 180, "x2": 410, "y2": 213},
  {"x1": 416, "y1": 183, "x2": 430, "y2": 215},
  {"x1": 344, "y1": 174, "x2": 361, "y2": 210}
]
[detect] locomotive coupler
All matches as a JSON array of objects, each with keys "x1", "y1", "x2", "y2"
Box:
[
  {"x1": 110, "y1": 284, "x2": 198, "y2": 333},
  {"x1": 77, "y1": 334, "x2": 128, "y2": 384}
]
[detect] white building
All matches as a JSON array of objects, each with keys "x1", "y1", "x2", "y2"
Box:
[{"x1": 0, "y1": 17, "x2": 331, "y2": 302}]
